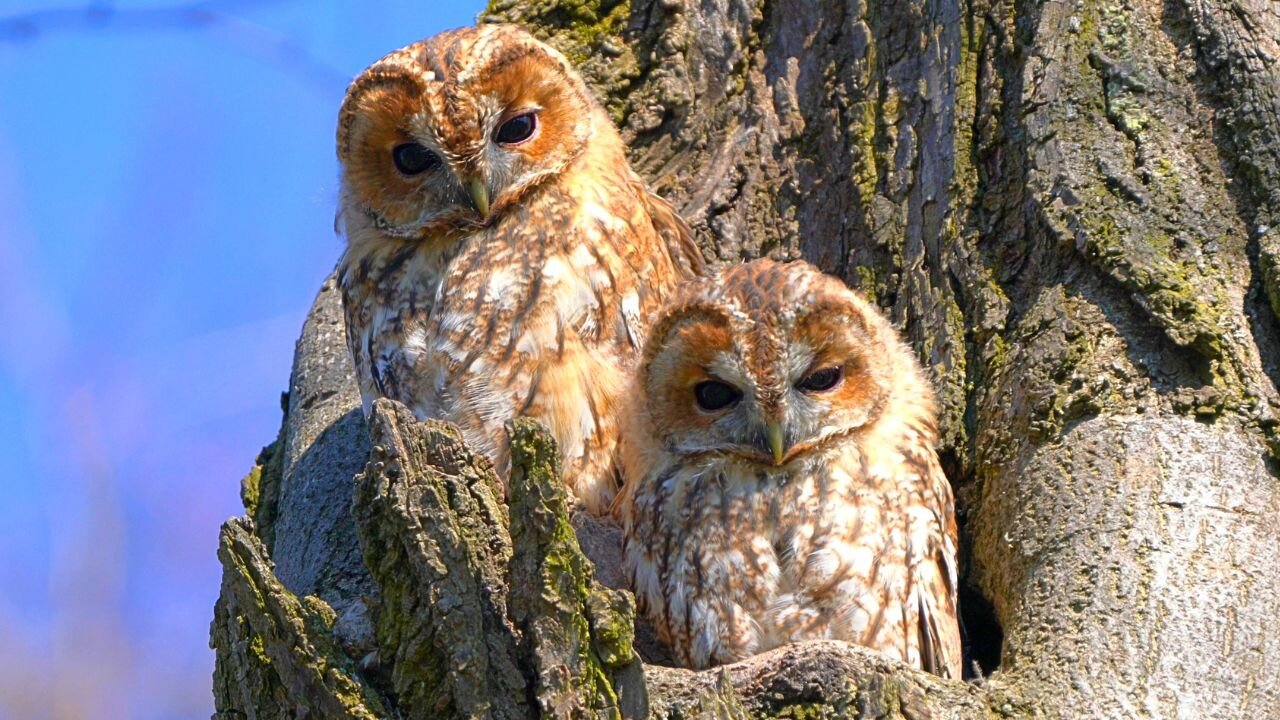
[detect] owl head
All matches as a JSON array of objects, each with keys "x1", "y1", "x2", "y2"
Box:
[
  {"x1": 336, "y1": 25, "x2": 600, "y2": 240},
  {"x1": 635, "y1": 259, "x2": 926, "y2": 467}
]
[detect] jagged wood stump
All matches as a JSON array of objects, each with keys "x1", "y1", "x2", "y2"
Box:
[{"x1": 212, "y1": 393, "x2": 986, "y2": 718}]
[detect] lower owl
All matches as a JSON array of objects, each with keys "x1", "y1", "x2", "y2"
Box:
[{"x1": 618, "y1": 259, "x2": 962, "y2": 677}]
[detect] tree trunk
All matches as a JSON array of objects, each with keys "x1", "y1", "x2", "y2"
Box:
[{"x1": 210, "y1": 0, "x2": 1280, "y2": 717}]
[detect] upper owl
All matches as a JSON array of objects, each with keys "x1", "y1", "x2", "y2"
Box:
[
  {"x1": 619, "y1": 259, "x2": 962, "y2": 677},
  {"x1": 336, "y1": 25, "x2": 703, "y2": 515}
]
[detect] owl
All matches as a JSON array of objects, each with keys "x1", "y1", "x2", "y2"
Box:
[
  {"x1": 336, "y1": 25, "x2": 703, "y2": 515},
  {"x1": 618, "y1": 259, "x2": 962, "y2": 677}
]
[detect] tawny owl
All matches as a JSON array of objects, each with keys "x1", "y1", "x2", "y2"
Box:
[
  {"x1": 336, "y1": 25, "x2": 703, "y2": 515},
  {"x1": 618, "y1": 259, "x2": 962, "y2": 677}
]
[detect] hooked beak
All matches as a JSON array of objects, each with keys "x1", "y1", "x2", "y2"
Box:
[
  {"x1": 469, "y1": 178, "x2": 491, "y2": 220},
  {"x1": 764, "y1": 421, "x2": 786, "y2": 466}
]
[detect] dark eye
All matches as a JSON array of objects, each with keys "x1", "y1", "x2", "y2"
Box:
[
  {"x1": 694, "y1": 380, "x2": 742, "y2": 412},
  {"x1": 494, "y1": 112, "x2": 537, "y2": 145},
  {"x1": 797, "y1": 366, "x2": 843, "y2": 393},
  {"x1": 392, "y1": 142, "x2": 439, "y2": 175}
]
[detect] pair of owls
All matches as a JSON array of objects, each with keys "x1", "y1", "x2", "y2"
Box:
[{"x1": 336, "y1": 25, "x2": 961, "y2": 679}]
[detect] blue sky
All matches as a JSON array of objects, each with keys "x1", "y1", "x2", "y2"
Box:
[{"x1": 0, "y1": 1, "x2": 484, "y2": 717}]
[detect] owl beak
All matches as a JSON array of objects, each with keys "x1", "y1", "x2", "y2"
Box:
[
  {"x1": 765, "y1": 421, "x2": 786, "y2": 466},
  {"x1": 469, "y1": 178, "x2": 491, "y2": 220}
]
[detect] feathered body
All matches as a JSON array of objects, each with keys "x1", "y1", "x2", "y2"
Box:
[
  {"x1": 619, "y1": 259, "x2": 961, "y2": 677},
  {"x1": 336, "y1": 25, "x2": 701, "y2": 514}
]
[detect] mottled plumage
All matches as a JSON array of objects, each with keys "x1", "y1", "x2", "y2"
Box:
[
  {"x1": 337, "y1": 25, "x2": 702, "y2": 514},
  {"x1": 619, "y1": 259, "x2": 961, "y2": 677}
]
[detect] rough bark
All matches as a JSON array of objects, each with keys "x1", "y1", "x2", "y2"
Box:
[
  {"x1": 212, "y1": 0, "x2": 1280, "y2": 717},
  {"x1": 210, "y1": 517, "x2": 390, "y2": 718}
]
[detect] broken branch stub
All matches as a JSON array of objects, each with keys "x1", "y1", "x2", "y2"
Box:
[
  {"x1": 354, "y1": 399, "x2": 647, "y2": 719},
  {"x1": 210, "y1": 517, "x2": 389, "y2": 719},
  {"x1": 505, "y1": 417, "x2": 648, "y2": 719},
  {"x1": 353, "y1": 398, "x2": 530, "y2": 719}
]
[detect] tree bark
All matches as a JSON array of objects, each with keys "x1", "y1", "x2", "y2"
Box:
[{"x1": 211, "y1": 0, "x2": 1280, "y2": 717}]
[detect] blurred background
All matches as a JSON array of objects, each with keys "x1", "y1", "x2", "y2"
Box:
[{"x1": 0, "y1": 1, "x2": 484, "y2": 717}]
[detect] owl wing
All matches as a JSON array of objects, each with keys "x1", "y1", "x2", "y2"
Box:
[
  {"x1": 915, "y1": 532, "x2": 962, "y2": 679},
  {"x1": 910, "y1": 453, "x2": 964, "y2": 680},
  {"x1": 338, "y1": 271, "x2": 378, "y2": 417},
  {"x1": 339, "y1": 262, "x2": 410, "y2": 419},
  {"x1": 636, "y1": 182, "x2": 706, "y2": 278}
]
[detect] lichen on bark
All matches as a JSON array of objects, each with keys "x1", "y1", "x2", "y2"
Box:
[
  {"x1": 353, "y1": 399, "x2": 529, "y2": 719},
  {"x1": 239, "y1": 394, "x2": 287, "y2": 551},
  {"x1": 210, "y1": 518, "x2": 389, "y2": 719}
]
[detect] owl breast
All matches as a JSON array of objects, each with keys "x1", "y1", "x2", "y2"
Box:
[
  {"x1": 625, "y1": 437, "x2": 954, "y2": 671},
  {"x1": 341, "y1": 173, "x2": 678, "y2": 513}
]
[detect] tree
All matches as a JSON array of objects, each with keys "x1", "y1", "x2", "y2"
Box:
[{"x1": 210, "y1": 0, "x2": 1280, "y2": 716}]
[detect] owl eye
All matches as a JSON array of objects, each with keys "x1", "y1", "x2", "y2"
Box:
[
  {"x1": 494, "y1": 112, "x2": 537, "y2": 145},
  {"x1": 694, "y1": 380, "x2": 742, "y2": 412},
  {"x1": 797, "y1": 366, "x2": 843, "y2": 393},
  {"x1": 392, "y1": 142, "x2": 439, "y2": 175}
]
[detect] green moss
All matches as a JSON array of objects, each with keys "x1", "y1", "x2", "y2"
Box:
[
  {"x1": 987, "y1": 288, "x2": 1143, "y2": 444},
  {"x1": 1098, "y1": 0, "x2": 1131, "y2": 55},
  {"x1": 353, "y1": 406, "x2": 535, "y2": 718},
  {"x1": 851, "y1": 95, "x2": 881, "y2": 204},
  {"x1": 240, "y1": 464, "x2": 262, "y2": 516},
  {"x1": 570, "y1": 2, "x2": 629, "y2": 64},
  {"x1": 985, "y1": 333, "x2": 1011, "y2": 371},
  {"x1": 586, "y1": 589, "x2": 636, "y2": 668},
  {"x1": 239, "y1": 436, "x2": 281, "y2": 518},
  {"x1": 1265, "y1": 423, "x2": 1280, "y2": 463},
  {"x1": 1105, "y1": 89, "x2": 1150, "y2": 142},
  {"x1": 249, "y1": 632, "x2": 269, "y2": 665},
  {"x1": 303, "y1": 595, "x2": 338, "y2": 631},
  {"x1": 1076, "y1": 3, "x2": 1098, "y2": 46},
  {"x1": 951, "y1": 12, "x2": 982, "y2": 211},
  {"x1": 852, "y1": 264, "x2": 880, "y2": 295},
  {"x1": 212, "y1": 519, "x2": 389, "y2": 718},
  {"x1": 241, "y1": 399, "x2": 286, "y2": 549},
  {"x1": 483, "y1": 0, "x2": 632, "y2": 77},
  {"x1": 506, "y1": 419, "x2": 637, "y2": 718},
  {"x1": 1078, "y1": 207, "x2": 1225, "y2": 359}
]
